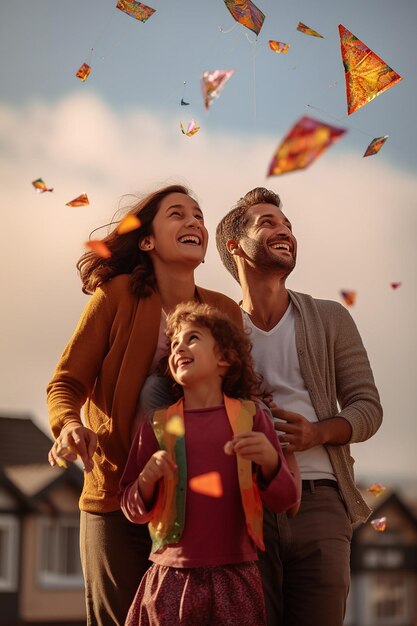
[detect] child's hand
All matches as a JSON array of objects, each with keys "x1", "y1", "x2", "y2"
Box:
[
  {"x1": 140, "y1": 450, "x2": 177, "y2": 484},
  {"x1": 139, "y1": 451, "x2": 177, "y2": 505},
  {"x1": 227, "y1": 431, "x2": 279, "y2": 483}
]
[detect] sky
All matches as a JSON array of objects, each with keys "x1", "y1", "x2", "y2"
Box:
[{"x1": 0, "y1": 0, "x2": 416, "y2": 487}]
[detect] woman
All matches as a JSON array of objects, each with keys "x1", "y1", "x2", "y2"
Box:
[{"x1": 47, "y1": 184, "x2": 242, "y2": 626}]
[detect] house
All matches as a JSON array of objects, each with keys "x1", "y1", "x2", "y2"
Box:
[
  {"x1": 0, "y1": 414, "x2": 86, "y2": 626},
  {"x1": 345, "y1": 487, "x2": 417, "y2": 626},
  {"x1": 2, "y1": 412, "x2": 416, "y2": 626}
]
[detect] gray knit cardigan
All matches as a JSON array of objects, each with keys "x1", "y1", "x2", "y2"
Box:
[{"x1": 289, "y1": 290, "x2": 383, "y2": 523}]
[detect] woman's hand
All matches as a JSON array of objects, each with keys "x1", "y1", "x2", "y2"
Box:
[{"x1": 48, "y1": 421, "x2": 97, "y2": 472}]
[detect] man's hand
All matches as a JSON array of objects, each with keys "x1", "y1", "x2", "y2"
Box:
[
  {"x1": 48, "y1": 422, "x2": 97, "y2": 472},
  {"x1": 269, "y1": 404, "x2": 320, "y2": 453}
]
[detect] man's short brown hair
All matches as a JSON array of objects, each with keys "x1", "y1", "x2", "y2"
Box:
[{"x1": 216, "y1": 187, "x2": 282, "y2": 283}]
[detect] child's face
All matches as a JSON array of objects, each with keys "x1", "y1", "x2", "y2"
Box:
[{"x1": 168, "y1": 322, "x2": 228, "y2": 388}]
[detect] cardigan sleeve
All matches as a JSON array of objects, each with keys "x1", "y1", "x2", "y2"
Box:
[
  {"x1": 253, "y1": 406, "x2": 299, "y2": 513},
  {"x1": 118, "y1": 420, "x2": 160, "y2": 524},
  {"x1": 333, "y1": 303, "x2": 383, "y2": 443},
  {"x1": 46, "y1": 282, "x2": 116, "y2": 438}
]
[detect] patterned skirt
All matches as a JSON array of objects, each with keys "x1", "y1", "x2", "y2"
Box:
[{"x1": 125, "y1": 560, "x2": 266, "y2": 626}]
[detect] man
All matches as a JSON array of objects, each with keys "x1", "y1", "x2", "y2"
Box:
[{"x1": 215, "y1": 187, "x2": 383, "y2": 626}]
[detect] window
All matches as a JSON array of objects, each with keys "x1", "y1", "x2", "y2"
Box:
[
  {"x1": 370, "y1": 572, "x2": 412, "y2": 625},
  {"x1": 38, "y1": 516, "x2": 84, "y2": 588},
  {"x1": 0, "y1": 515, "x2": 19, "y2": 591},
  {"x1": 363, "y1": 548, "x2": 404, "y2": 569}
]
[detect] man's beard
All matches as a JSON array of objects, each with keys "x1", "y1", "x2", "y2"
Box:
[{"x1": 243, "y1": 237, "x2": 296, "y2": 275}]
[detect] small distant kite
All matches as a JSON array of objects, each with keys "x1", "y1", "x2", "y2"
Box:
[
  {"x1": 367, "y1": 483, "x2": 386, "y2": 497},
  {"x1": 66, "y1": 193, "x2": 89, "y2": 207},
  {"x1": 223, "y1": 0, "x2": 265, "y2": 36},
  {"x1": 340, "y1": 290, "x2": 356, "y2": 307},
  {"x1": 189, "y1": 471, "x2": 223, "y2": 498},
  {"x1": 181, "y1": 81, "x2": 190, "y2": 106},
  {"x1": 269, "y1": 40, "x2": 290, "y2": 54},
  {"x1": 370, "y1": 516, "x2": 387, "y2": 532},
  {"x1": 267, "y1": 116, "x2": 346, "y2": 176},
  {"x1": 117, "y1": 214, "x2": 141, "y2": 235},
  {"x1": 116, "y1": 0, "x2": 155, "y2": 22},
  {"x1": 201, "y1": 69, "x2": 235, "y2": 110},
  {"x1": 32, "y1": 178, "x2": 53, "y2": 193},
  {"x1": 85, "y1": 239, "x2": 111, "y2": 259},
  {"x1": 296, "y1": 22, "x2": 323, "y2": 38},
  {"x1": 363, "y1": 136, "x2": 389, "y2": 157},
  {"x1": 76, "y1": 63, "x2": 91, "y2": 82},
  {"x1": 391, "y1": 282, "x2": 402, "y2": 289},
  {"x1": 339, "y1": 24, "x2": 402, "y2": 115},
  {"x1": 180, "y1": 119, "x2": 200, "y2": 137}
]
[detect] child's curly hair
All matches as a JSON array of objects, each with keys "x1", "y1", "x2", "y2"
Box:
[{"x1": 165, "y1": 301, "x2": 262, "y2": 400}]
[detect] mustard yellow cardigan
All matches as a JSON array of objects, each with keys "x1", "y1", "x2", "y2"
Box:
[{"x1": 47, "y1": 275, "x2": 242, "y2": 513}]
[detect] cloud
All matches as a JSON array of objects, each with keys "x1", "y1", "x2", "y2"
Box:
[{"x1": 0, "y1": 92, "x2": 416, "y2": 480}]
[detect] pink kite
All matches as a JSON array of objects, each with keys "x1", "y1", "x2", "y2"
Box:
[
  {"x1": 370, "y1": 517, "x2": 387, "y2": 532},
  {"x1": 180, "y1": 119, "x2": 201, "y2": 137},
  {"x1": 201, "y1": 70, "x2": 235, "y2": 110}
]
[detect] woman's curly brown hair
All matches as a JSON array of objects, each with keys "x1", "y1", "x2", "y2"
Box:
[
  {"x1": 76, "y1": 184, "x2": 194, "y2": 297},
  {"x1": 165, "y1": 301, "x2": 262, "y2": 400}
]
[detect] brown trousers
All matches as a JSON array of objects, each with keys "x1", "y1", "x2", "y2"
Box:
[
  {"x1": 258, "y1": 484, "x2": 352, "y2": 626},
  {"x1": 80, "y1": 510, "x2": 152, "y2": 626}
]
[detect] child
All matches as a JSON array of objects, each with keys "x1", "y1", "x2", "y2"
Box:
[{"x1": 119, "y1": 302, "x2": 299, "y2": 626}]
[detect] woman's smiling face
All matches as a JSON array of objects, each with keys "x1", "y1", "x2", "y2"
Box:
[{"x1": 140, "y1": 192, "x2": 208, "y2": 268}]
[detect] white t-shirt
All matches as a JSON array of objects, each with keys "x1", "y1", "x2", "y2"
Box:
[{"x1": 243, "y1": 303, "x2": 335, "y2": 480}]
